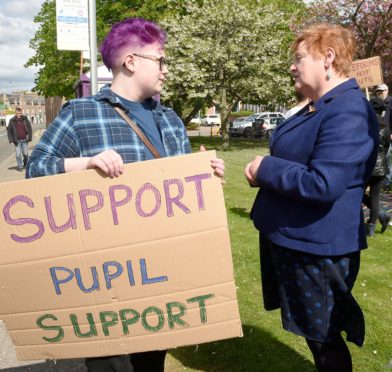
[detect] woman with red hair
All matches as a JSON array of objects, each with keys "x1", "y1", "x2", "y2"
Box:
[{"x1": 246, "y1": 24, "x2": 379, "y2": 371}]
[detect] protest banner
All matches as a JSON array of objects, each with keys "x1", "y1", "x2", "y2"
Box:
[
  {"x1": 0, "y1": 151, "x2": 242, "y2": 360},
  {"x1": 349, "y1": 56, "x2": 383, "y2": 89}
]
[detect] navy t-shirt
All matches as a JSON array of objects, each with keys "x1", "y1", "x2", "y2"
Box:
[{"x1": 115, "y1": 94, "x2": 166, "y2": 160}]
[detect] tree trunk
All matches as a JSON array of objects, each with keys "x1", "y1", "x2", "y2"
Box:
[
  {"x1": 220, "y1": 98, "x2": 239, "y2": 151},
  {"x1": 183, "y1": 99, "x2": 204, "y2": 126}
]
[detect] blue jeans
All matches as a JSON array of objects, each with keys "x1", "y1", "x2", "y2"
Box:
[{"x1": 15, "y1": 140, "x2": 28, "y2": 169}]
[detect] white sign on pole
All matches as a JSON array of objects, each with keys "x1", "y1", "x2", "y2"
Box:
[{"x1": 56, "y1": 0, "x2": 89, "y2": 51}]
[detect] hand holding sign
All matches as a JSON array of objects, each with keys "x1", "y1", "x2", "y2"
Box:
[
  {"x1": 87, "y1": 149, "x2": 124, "y2": 178},
  {"x1": 199, "y1": 145, "x2": 225, "y2": 180},
  {"x1": 64, "y1": 149, "x2": 125, "y2": 178}
]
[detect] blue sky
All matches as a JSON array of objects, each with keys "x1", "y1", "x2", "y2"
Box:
[{"x1": 0, "y1": 0, "x2": 45, "y2": 92}]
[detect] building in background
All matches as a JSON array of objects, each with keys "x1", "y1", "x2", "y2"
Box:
[{"x1": 0, "y1": 91, "x2": 45, "y2": 126}]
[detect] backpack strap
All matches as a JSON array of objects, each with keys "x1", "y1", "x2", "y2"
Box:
[{"x1": 113, "y1": 106, "x2": 161, "y2": 159}]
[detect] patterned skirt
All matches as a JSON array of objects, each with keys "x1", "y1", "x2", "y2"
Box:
[{"x1": 259, "y1": 234, "x2": 365, "y2": 346}]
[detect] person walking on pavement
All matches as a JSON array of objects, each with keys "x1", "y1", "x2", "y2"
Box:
[
  {"x1": 26, "y1": 17, "x2": 225, "y2": 372},
  {"x1": 7, "y1": 107, "x2": 32, "y2": 171}
]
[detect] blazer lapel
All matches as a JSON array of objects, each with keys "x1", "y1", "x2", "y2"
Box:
[{"x1": 271, "y1": 105, "x2": 317, "y2": 148}]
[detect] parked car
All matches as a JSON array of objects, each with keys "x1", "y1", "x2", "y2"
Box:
[
  {"x1": 189, "y1": 116, "x2": 201, "y2": 125},
  {"x1": 228, "y1": 112, "x2": 284, "y2": 138},
  {"x1": 252, "y1": 117, "x2": 285, "y2": 139},
  {"x1": 228, "y1": 117, "x2": 248, "y2": 137},
  {"x1": 200, "y1": 114, "x2": 221, "y2": 126}
]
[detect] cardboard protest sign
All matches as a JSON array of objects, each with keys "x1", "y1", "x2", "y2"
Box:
[
  {"x1": 349, "y1": 56, "x2": 383, "y2": 89},
  {"x1": 0, "y1": 151, "x2": 242, "y2": 360}
]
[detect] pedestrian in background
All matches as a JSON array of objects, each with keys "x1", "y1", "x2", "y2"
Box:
[
  {"x1": 245, "y1": 24, "x2": 378, "y2": 372},
  {"x1": 363, "y1": 96, "x2": 390, "y2": 236},
  {"x1": 375, "y1": 84, "x2": 392, "y2": 190},
  {"x1": 375, "y1": 84, "x2": 391, "y2": 131},
  {"x1": 26, "y1": 17, "x2": 224, "y2": 372},
  {"x1": 7, "y1": 107, "x2": 32, "y2": 171}
]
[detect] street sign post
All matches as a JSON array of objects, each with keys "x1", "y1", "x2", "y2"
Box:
[
  {"x1": 56, "y1": 0, "x2": 97, "y2": 94},
  {"x1": 56, "y1": 0, "x2": 89, "y2": 51}
]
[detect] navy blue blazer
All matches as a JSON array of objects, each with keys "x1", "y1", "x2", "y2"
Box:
[{"x1": 251, "y1": 79, "x2": 379, "y2": 256}]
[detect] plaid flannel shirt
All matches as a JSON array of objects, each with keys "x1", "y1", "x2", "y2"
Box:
[{"x1": 26, "y1": 86, "x2": 191, "y2": 178}]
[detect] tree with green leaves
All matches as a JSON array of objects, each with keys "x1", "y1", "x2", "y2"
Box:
[
  {"x1": 25, "y1": 0, "x2": 177, "y2": 98},
  {"x1": 161, "y1": 0, "x2": 298, "y2": 147},
  {"x1": 25, "y1": 0, "x2": 79, "y2": 97}
]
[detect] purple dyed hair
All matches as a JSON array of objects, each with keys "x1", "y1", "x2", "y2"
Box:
[{"x1": 100, "y1": 18, "x2": 167, "y2": 71}]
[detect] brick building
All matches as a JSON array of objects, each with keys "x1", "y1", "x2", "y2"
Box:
[{"x1": 1, "y1": 91, "x2": 45, "y2": 126}]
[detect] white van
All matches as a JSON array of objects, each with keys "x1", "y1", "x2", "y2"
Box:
[{"x1": 200, "y1": 114, "x2": 221, "y2": 126}]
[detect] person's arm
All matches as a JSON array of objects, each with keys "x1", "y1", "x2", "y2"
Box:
[
  {"x1": 174, "y1": 113, "x2": 192, "y2": 155},
  {"x1": 248, "y1": 99, "x2": 377, "y2": 204},
  {"x1": 26, "y1": 104, "x2": 82, "y2": 178},
  {"x1": 24, "y1": 116, "x2": 33, "y2": 141},
  {"x1": 7, "y1": 120, "x2": 13, "y2": 144},
  {"x1": 64, "y1": 150, "x2": 124, "y2": 177},
  {"x1": 27, "y1": 104, "x2": 125, "y2": 179}
]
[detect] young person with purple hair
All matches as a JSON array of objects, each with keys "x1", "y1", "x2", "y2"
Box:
[{"x1": 26, "y1": 18, "x2": 224, "y2": 372}]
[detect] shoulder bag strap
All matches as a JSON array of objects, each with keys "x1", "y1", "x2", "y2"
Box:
[{"x1": 113, "y1": 106, "x2": 161, "y2": 159}]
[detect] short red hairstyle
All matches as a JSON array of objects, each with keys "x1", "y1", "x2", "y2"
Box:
[{"x1": 292, "y1": 23, "x2": 356, "y2": 76}]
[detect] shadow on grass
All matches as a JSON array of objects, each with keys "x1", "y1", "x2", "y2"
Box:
[
  {"x1": 1, "y1": 359, "x2": 86, "y2": 371},
  {"x1": 169, "y1": 324, "x2": 315, "y2": 372},
  {"x1": 189, "y1": 137, "x2": 267, "y2": 152},
  {"x1": 230, "y1": 207, "x2": 250, "y2": 218}
]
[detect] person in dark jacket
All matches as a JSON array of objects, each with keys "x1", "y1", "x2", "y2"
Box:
[
  {"x1": 375, "y1": 84, "x2": 392, "y2": 189},
  {"x1": 374, "y1": 84, "x2": 391, "y2": 129},
  {"x1": 7, "y1": 107, "x2": 32, "y2": 171},
  {"x1": 245, "y1": 24, "x2": 378, "y2": 372},
  {"x1": 363, "y1": 97, "x2": 391, "y2": 236}
]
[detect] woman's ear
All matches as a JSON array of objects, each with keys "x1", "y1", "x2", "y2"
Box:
[
  {"x1": 122, "y1": 54, "x2": 135, "y2": 73},
  {"x1": 325, "y1": 47, "x2": 336, "y2": 67}
]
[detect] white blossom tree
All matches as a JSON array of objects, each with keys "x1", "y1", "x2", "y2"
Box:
[{"x1": 161, "y1": 0, "x2": 298, "y2": 146}]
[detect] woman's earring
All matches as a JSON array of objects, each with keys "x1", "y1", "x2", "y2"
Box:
[{"x1": 326, "y1": 66, "x2": 332, "y2": 80}]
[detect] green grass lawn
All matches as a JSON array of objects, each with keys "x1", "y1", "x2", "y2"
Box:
[{"x1": 165, "y1": 137, "x2": 392, "y2": 372}]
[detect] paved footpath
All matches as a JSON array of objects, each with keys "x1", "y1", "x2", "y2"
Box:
[
  {"x1": 0, "y1": 128, "x2": 87, "y2": 371},
  {"x1": 0, "y1": 126, "x2": 44, "y2": 183}
]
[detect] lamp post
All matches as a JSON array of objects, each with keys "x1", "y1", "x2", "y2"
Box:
[{"x1": 88, "y1": 0, "x2": 98, "y2": 95}]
